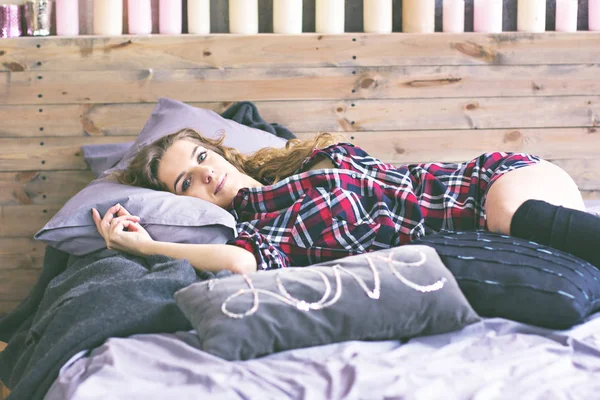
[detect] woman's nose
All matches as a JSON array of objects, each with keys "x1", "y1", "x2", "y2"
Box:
[{"x1": 194, "y1": 165, "x2": 213, "y2": 184}]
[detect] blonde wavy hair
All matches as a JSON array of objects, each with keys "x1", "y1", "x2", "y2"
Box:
[{"x1": 114, "y1": 128, "x2": 344, "y2": 191}]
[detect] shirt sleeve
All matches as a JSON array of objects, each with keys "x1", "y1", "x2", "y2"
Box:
[
  {"x1": 300, "y1": 142, "x2": 372, "y2": 172},
  {"x1": 227, "y1": 231, "x2": 291, "y2": 271}
]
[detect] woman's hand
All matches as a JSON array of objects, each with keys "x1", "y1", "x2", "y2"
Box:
[{"x1": 91, "y1": 204, "x2": 153, "y2": 256}]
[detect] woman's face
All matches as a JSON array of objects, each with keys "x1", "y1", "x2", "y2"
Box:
[{"x1": 157, "y1": 139, "x2": 247, "y2": 209}]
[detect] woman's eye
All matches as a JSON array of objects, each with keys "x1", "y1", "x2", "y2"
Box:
[
  {"x1": 197, "y1": 151, "x2": 207, "y2": 163},
  {"x1": 182, "y1": 178, "x2": 191, "y2": 192}
]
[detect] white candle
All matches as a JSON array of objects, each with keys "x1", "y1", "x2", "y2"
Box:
[
  {"x1": 273, "y1": 0, "x2": 303, "y2": 34},
  {"x1": 517, "y1": 0, "x2": 546, "y2": 32},
  {"x1": 473, "y1": 0, "x2": 503, "y2": 33},
  {"x1": 363, "y1": 0, "x2": 392, "y2": 33},
  {"x1": 590, "y1": 0, "x2": 600, "y2": 31},
  {"x1": 128, "y1": 0, "x2": 152, "y2": 35},
  {"x1": 402, "y1": 0, "x2": 435, "y2": 33},
  {"x1": 56, "y1": 0, "x2": 79, "y2": 36},
  {"x1": 229, "y1": 0, "x2": 258, "y2": 34},
  {"x1": 93, "y1": 0, "x2": 123, "y2": 36},
  {"x1": 555, "y1": 0, "x2": 578, "y2": 32},
  {"x1": 187, "y1": 0, "x2": 210, "y2": 34},
  {"x1": 315, "y1": 0, "x2": 344, "y2": 34},
  {"x1": 443, "y1": 0, "x2": 465, "y2": 33}
]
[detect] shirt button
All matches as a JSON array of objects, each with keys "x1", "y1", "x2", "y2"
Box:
[{"x1": 351, "y1": 173, "x2": 357, "y2": 179}]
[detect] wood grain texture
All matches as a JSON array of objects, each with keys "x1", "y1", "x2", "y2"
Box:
[
  {"x1": 0, "y1": 103, "x2": 156, "y2": 137},
  {"x1": 1, "y1": 96, "x2": 599, "y2": 138},
  {"x1": 1, "y1": 31, "x2": 600, "y2": 314},
  {"x1": 0, "y1": 269, "x2": 42, "y2": 299},
  {"x1": 4, "y1": 64, "x2": 600, "y2": 105},
  {"x1": 2, "y1": 33, "x2": 600, "y2": 73},
  {"x1": 0, "y1": 205, "x2": 60, "y2": 238},
  {"x1": 0, "y1": 171, "x2": 95, "y2": 206},
  {"x1": 1, "y1": 127, "x2": 598, "y2": 172},
  {"x1": 0, "y1": 239, "x2": 45, "y2": 270},
  {"x1": 296, "y1": 128, "x2": 600, "y2": 164},
  {"x1": 0, "y1": 137, "x2": 132, "y2": 171}
]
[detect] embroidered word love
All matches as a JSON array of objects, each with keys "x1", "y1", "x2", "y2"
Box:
[{"x1": 207, "y1": 247, "x2": 447, "y2": 319}]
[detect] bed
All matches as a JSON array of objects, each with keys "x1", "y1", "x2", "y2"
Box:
[
  {"x1": 43, "y1": 312, "x2": 600, "y2": 400},
  {"x1": 1, "y1": 29, "x2": 600, "y2": 400}
]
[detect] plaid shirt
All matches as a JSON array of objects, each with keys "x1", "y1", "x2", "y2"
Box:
[{"x1": 227, "y1": 143, "x2": 539, "y2": 270}]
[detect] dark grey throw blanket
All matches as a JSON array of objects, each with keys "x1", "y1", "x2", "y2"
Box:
[
  {"x1": 221, "y1": 101, "x2": 295, "y2": 140},
  {"x1": 0, "y1": 247, "x2": 218, "y2": 400}
]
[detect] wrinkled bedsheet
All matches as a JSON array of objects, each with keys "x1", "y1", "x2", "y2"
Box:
[{"x1": 45, "y1": 312, "x2": 600, "y2": 400}]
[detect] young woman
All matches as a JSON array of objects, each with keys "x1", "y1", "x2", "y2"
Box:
[{"x1": 92, "y1": 128, "x2": 598, "y2": 275}]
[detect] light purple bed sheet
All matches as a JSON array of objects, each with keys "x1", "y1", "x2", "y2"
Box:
[{"x1": 45, "y1": 312, "x2": 600, "y2": 400}]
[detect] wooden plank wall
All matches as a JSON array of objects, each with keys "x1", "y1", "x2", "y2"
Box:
[{"x1": 1, "y1": 32, "x2": 600, "y2": 315}]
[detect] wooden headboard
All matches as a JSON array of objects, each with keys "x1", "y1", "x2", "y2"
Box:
[{"x1": 1, "y1": 32, "x2": 599, "y2": 315}]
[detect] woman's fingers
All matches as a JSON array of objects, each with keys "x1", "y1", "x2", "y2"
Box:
[
  {"x1": 91, "y1": 208, "x2": 101, "y2": 226},
  {"x1": 101, "y1": 204, "x2": 120, "y2": 227},
  {"x1": 123, "y1": 221, "x2": 141, "y2": 232},
  {"x1": 116, "y1": 205, "x2": 132, "y2": 217},
  {"x1": 109, "y1": 215, "x2": 140, "y2": 232}
]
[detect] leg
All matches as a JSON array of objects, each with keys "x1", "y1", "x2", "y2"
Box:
[
  {"x1": 484, "y1": 160, "x2": 585, "y2": 235},
  {"x1": 485, "y1": 160, "x2": 600, "y2": 268}
]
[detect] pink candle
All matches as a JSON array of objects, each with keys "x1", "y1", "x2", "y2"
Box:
[
  {"x1": 590, "y1": 0, "x2": 600, "y2": 31},
  {"x1": 128, "y1": 0, "x2": 152, "y2": 34},
  {"x1": 556, "y1": 0, "x2": 578, "y2": 32},
  {"x1": 473, "y1": 0, "x2": 503, "y2": 33},
  {"x1": 443, "y1": 0, "x2": 465, "y2": 33},
  {"x1": 159, "y1": 0, "x2": 182, "y2": 34},
  {"x1": 56, "y1": 0, "x2": 79, "y2": 36},
  {"x1": 0, "y1": 5, "x2": 23, "y2": 37}
]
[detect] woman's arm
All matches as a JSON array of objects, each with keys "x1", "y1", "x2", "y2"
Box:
[
  {"x1": 140, "y1": 241, "x2": 257, "y2": 275},
  {"x1": 92, "y1": 204, "x2": 257, "y2": 275}
]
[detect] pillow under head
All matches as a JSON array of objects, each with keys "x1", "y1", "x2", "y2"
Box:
[{"x1": 35, "y1": 98, "x2": 288, "y2": 256}]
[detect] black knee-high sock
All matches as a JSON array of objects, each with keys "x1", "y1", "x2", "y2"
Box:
[{"x1": 510, "y1": 200, "x2": 600, "y2": 268}]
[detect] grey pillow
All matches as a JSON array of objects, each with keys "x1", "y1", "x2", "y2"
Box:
[
  {"x1": 174, "y1": 245, "x2": 481, "y2": 361},
  {"x1": 35, "y1": 98, "x2": 287, "y2": 256},
  {"x1": 82, "y1": 142, "x2": 133, "y2": 178}
]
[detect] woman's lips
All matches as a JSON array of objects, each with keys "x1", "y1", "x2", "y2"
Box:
[{"x1": 214, "y1": 174, "x2": 227, "y2": 195}]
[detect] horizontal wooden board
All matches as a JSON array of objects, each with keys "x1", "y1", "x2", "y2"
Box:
[
  {"x1": 0, "y1": 205, "x2": 60, "y2": 238},
  {"x1": 0, "y1": 269, "x2": 41, "y2": 300},
  {"x1": 1, "y1": 97, "x2": 600, "y2": 138},
  {"x1": 0, "y1": 238, "x2": 45, "y2": 270},
  {"x1": 0, "y1": 136, "x2": 132, "y2": 171},
  {"x1": 583, "y1": 191, "x2": 600, "y2": 200},
  {"x1": 1, "y1": 126, "x2": 599, "y2": 173},
  {"x1": 0, "y1": 103, "x2": 150, "y2": 137},
  {"x1": 4, "y1": 64, "x2": 600, "y2": 105},
  {"x1": 2, "y1": 33, "x2": 600, "y2": 72},
  {"x1": 1, "y1": 127, "x2": 599, "y2": 172},
  {"x1": 296, "y1": 128, "x2": 600, "y2": 164},
  {"x1": 0, "y1": 171, "x2": 95, "y2": 206}
]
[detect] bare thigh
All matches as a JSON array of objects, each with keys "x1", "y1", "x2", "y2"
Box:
[{"x1": 484, "y1": 160, "x2": 585, "y2": 235}]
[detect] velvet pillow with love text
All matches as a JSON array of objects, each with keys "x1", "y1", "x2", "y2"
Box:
[{"x1": 175, "y1": 245, "x2": 481, "y2": 361}]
